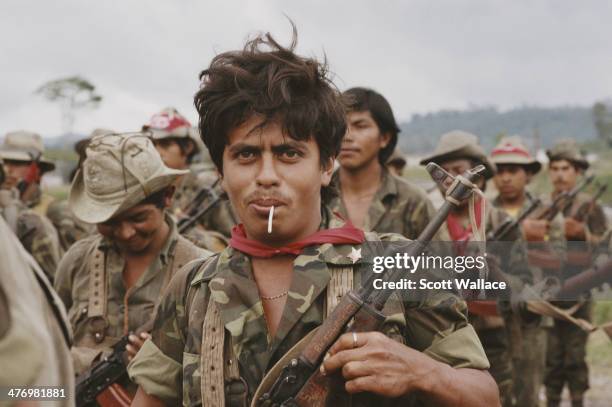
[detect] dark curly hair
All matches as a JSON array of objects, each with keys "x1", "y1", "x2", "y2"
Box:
[
  {"x1": 343, "y1": 87, "x2": 400, "y2": 165},
  {"x1": 194, "y1": 25, "x2": 347, "y2": 179}
]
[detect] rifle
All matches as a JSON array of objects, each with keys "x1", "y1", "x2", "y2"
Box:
[
  {"x1": 487, "y1": 197, "x2": 541, "y2": 241},
  {"x1": 573, "y1": 183, "x2": 607, "y2": 222},
  {"x1": 555, "y1": 256, "x2": 612, "y2": 299},
  {"x1": 255, "y1": 163, "x2": 485, "y2": 406},
  {"x1": 177, "y1": 185, "x2": 220, "y2": 234},
  {"x1": 536, "y1": 175, "x2": 594, "y2": 222},
  {"x1": 75, "y1": 321, "x2": 153, "y2": 407}
]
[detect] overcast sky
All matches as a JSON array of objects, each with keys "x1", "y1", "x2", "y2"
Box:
[{"x1": 1, "y1": 0, "x2": 611, "y2": 138}]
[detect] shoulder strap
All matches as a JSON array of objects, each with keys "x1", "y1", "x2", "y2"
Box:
[{"x1": 87, "y1": 238, "x2": 108, "y2": 344}]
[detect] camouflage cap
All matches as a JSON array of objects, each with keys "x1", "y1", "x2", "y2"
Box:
[
  {"x1": 490, "y1": 135, "x2": 541, "y2": 174},
  {"x1": 546, "y1": 139, "x2": 589, "y2": 170},
  {"x1": 69, "y1": 132, "x2": 188, "y2": 224},
  {"x1": 419, "y1": 130, "x2": 496, "y2": 179},
  {"x1": 386, "y1": 146, "x2": 407, "y2": 167},
  {"x1": 0, "y1": 131, "x2": 55, "y2": 173},
  {"x1": 142, "y1": 107, "x2": 200, "y2": 154}
]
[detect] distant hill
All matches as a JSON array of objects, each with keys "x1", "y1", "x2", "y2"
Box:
[{"x1": 398, "y1": 105, "x2": 597, "y2": 154}]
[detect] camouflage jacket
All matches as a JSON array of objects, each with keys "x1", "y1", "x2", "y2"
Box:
[
  {"x1": 328, "y1": 169, "x2": 436, "y2": 239},
  {"x1": 0, "y1": 217, "x2": 74, "y2": 407},
  {"x1": 128, "y1": 213, "x2": 490, "y2": 406},
  {"x1": 1, "y1": 185, "x2": 63, "y2": 281},
  {"x1": 54, "y1": 214, "x2": 210, "y2": 374},
  {"x1": 16, "y1": 206, "x2": 63, "y2": 282}
]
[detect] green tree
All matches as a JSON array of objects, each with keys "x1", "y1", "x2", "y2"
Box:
[{"x1": 36, "y1": 76, "x2": 102, "y2": 134}]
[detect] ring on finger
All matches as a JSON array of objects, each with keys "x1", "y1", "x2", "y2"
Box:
[{"x1": 352, "y1": 332, "x2": 358, "y2": 348}]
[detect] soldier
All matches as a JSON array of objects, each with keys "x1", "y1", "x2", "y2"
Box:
[
  {"x1": 0, "y1": 130, "x2": 62, "y2": 280},
  {"x1": 54, "y1": 132, "x2": 211, "y2": 398},
  {"x1": 127, "y1": 30, "x2": 498, "y2": 407},
  {"x1": 329, "y1": 87, "x2": 435, "y2": 239},
  {"x1": 144, "y1": 107, "x2": 231, "y2": 251},
  {"x1": 490, "y1": 136, "x2": 566, "y2": 407},
  {"x1": 0, "y1": 214, "x2": 75, "y2": 407},
  {"x1": 544, "y1": 140, "x2": 607, "y2": 407},
  {"x1": 420, "y1": 130, "x2": 532, "y2": 407},
  {"x1": 386, "y1": 146, "x2": 407, "y2": 177}
]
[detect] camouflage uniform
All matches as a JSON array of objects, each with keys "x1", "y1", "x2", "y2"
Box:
[
  {"x1": 0, "y1": 216, "x2": 74, "y2": 407},
  {"x1": 16, "y1": 204, "x2": 63, "y2": 282},
  {"x1": 544, "y1": 141, "x2": 608, "y2": 407},
  {"x1": 54, "y1": 214, "x2": 210, "y2": 374},
  {"x1": 328, "y1": 169, "x2": 436, "y2": 239},
  {"x1": 0, "y1": 131, "x2": 63, "y2": 281},
  {"x1": 421, "y1": 131, "x2": 532, "y2": 407},
  {"x1": 128, "y1": 210, "x2": 490, "y2": 406}
]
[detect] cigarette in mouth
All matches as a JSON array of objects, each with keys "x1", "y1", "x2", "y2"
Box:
[{"x1": 267, "y1": 205, "x2": 274, "y2": 234}]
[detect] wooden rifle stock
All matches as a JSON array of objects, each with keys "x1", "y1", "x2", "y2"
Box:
[
  {"x1": 556, "y1": 257, "x2": 612, "y2": 298},
  {"x1": 95, "y1": 383, "x2": 132, "y2": 407}
]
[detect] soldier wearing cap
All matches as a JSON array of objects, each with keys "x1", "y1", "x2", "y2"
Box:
[
  {"x1": 329, "y1": 87, "x2": 435, "y2": 239},
  {"x1": 544, "y1": 140, "x2": 607, "y2": 407},
  {"x1": 490, "y1": 136, "x2": 566, "y2": 407},
  {"x1": 0, "y1": 131, "x2": 62, "y2": 280},
  {"x1": 53, "y1": 132, "x2": 211, "y2": 395},
  {"x1": 1, "y1": 215, "x2": 75, "y2": 407},
  {"x1": 421, "y1": 130, "x2": 532, "y2": 407},
  {"x1": 143, "y1": 107, "x2": 232, "y2": 250},
  {"x1": 386, "y1": 146, "x2": 407, "y2": 177}
]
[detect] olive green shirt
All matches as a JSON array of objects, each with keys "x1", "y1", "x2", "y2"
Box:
[
  {"x1": 54, "y1": 214, "x2": 210, "y2": 374},
  {"x1": 329, "y1": 169, "x2": 436, "y2": 239}
]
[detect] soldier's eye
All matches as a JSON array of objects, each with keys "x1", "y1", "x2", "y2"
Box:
[
  {"x1": 239, "y1": 151, "x2": 254, "y2": 158},
  {"x1": 282, "y1": 150, "x2": 300, "y2": 159}
]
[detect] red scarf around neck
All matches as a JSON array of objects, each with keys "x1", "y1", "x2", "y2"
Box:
[
  {"x1": 229, "y1": 222, "x2": 365, "y2": 258},
  {"x1": 446, "y1": 198, "x2": 484, "y2": 254}
]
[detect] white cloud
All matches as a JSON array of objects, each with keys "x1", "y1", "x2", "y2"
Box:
[{"x1": 1, "y1": 0, "x2": 611, "y2": 137}]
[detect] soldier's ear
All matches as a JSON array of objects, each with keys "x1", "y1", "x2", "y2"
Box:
[
  {"x1": 380, "y1": 132, "x2": 391, "y2": 149},
  {"x1": 321, "y1": 157, "x2": 334, "y2": 187}
]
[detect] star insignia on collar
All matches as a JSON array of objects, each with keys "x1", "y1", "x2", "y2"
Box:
[{"x1": 347, "y1": 247, "x2": 362, "y2": 264}]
